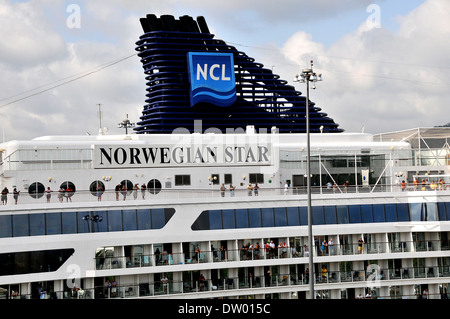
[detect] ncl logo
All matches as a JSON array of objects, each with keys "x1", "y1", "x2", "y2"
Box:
[{"x1": 187, "y1": 52, "x2": 236, "y2": 107}]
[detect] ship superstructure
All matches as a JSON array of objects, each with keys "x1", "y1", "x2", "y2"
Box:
[{"x1": 0, "y1": 14, "x2": 449, "y2": 300}]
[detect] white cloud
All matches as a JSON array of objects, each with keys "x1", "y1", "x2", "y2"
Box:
[
  {"x1": 279, "y1": 0, "x2": 450, "y2": 133},
  {"x1": 0, "y1": 0, "x2": 447, "y2": 142}
]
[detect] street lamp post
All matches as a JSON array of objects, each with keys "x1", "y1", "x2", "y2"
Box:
[
  {"x1": 294, "y1": 60, "x2": 322, "y2": 299},
  {"x1": 117, "y1": 114, "x2": 135, "y2": 135}
]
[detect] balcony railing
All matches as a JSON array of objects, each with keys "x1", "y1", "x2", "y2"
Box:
[
  {"x1": 95, "y1": 239, "x2": 450, "y2": 271},
  {"x1": 1, "y1": 183, "x2": 449, "y2": 207},
  {"x1": 7, "y1": 265, "x2": 450, "y2": 299}
]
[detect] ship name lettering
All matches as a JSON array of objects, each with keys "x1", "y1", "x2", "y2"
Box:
[{"x1": 96, "y1": 145, "x2": 270, "y2": 167}]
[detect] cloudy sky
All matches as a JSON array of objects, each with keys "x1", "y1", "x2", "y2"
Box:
[{"x1": 1, "y1": 0, "x2": 449, "y2": 141}]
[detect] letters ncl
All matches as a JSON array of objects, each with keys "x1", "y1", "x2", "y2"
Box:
[{"x1": 196, "y1": 63, "x2": 231, "y2": 81}]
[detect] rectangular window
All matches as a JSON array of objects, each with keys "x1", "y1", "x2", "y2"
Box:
[
  {"x1": 349, "y1": 205, "x2": 361, "y2": 224},
  {"x1": 324, "y1": 206, "x2": 337, "y2": 224},
  {"x1": 77, "y1": 212, "x2": 92, "y2": 233},
  {"x1": 424, "y1": 202, "x2": 437, "y2": 221},
  {"x1": 410, "y1": 203, "x2": 422, "y2": 221},
  {"x1": 337, "y1": 205, "x2": 349, "y2": 224},
  {"x1": 211, "y1": 174, "x2": 220, "y2": 185},
  {"x1": 445, "y1": 202, "x2": 450, "y2": 221},
  {"x1": 274, "y1": 207, "x2": 287, "y2": 226},
  {"x1": 108, "y1": 210, "x2": 122, "y2": 232},
  {"x1": 249, "y1": 208, "x2": 262, "y2": 228},
  {"x1": 15, "y1": 252, "x2": 30, "y2": 275},
  {"x1": 46, "y1": 213, "x2": 62, "y2": 235},
  {"x1": 249, "y1": 173, "x2": 264, "y2": 184},
  {"x1": 261, "y1": 208, "x2": 274, "y2": 227},
  {"x1": 123, "y1": 209, "x2": 137, "y2": 231},
  {"x1": 13, "y1": 214, "x2": 29, "y2": 237},
  {"x1": 397, "y1": 203, "x2": 410, "y2": 222},
  {"x1": 209, "y1": 210, "x2": 222, "y2": 230},
  {"x1": 151, "y1": 208, "x2": 166, "y2": 229},
  {"x1": 29, "y1": 213, "x2": 46, "y2": 236},
  {"x1": 361, "y1": 205, "x2": 373, "y2": 223},
  {"x1": 235, "y1": 209, "x2": 249, "y2": 228},
  {"x1": 299, "y1": 207, "x2": 308, "y2": 226},
  {"x1": 224, "y1": 174, "x2": 232, "y2": 184},
  {"x1": 0, "y1": 215, "x2": 12, "y2": 238},
  {"x1": 438, "y1": 202, "x2": 446, "y2": 221},
  {"x1": 62, "y1": 212, "x2": 77, "y2": 234},
  {"x1": 312, "y1": 206, "x2": 325, "y2": 225},
  {"x1": 175, "y1": 175, "x2": 191, "y2": 186},
  {"x1": 373, "y1": 204, "x2": 385, "y2": 223},
  {"x1": 137, "y1": 209, "x2": 151, "y2": 230},
  {"x1": 385, "y1": 204, "x2": 397, "y2": 222},
  {"x1": 287, "y1": 207, "x2": 300, "y2": 226},
  {"x1": 222, "y1": 210, "x2": 236, "y2": 229}
]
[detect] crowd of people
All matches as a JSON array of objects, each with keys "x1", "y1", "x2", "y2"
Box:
[{"x1": 1, "y1": 177, "x2": 448, "y2": 205}]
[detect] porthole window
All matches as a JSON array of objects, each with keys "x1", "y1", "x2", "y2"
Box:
[
  {"x1": 120, "y1": 180, "x2": 133, "y2": 195},
  {"x1": 28, "y1": 182, "x2": 45, "y2": 199},
  {"x1": 89, "y1": 181, "x2": 105, "y2": 197},
  {"x1": 147, "y1": 179, "x2": 162, "y2": 195},
  {"x1": 60, "y1": 181, "x2": 76, "y2": 200}
]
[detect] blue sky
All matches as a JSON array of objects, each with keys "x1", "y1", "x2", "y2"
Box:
[{"x1": 0, "y1": 0, "x2": 448, "y2": 140}]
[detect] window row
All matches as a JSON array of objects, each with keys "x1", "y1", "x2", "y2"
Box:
[
  {"x1": 0, "y1": 208, "x2": 175, "y2": 238},
  {"x1": 177, "y1": 173, "x2": 264, "y2": 186},
  {"x1": 0, "y1": 249, "x2": 74, "y2": 276},
  {"x1": 26, "y1": 179, "x2": 163, "y2": 199},
  {"x1": 191, "y1": 202, "x2": 450, "y2": 231}
]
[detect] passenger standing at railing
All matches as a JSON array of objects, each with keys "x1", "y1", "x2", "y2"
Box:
[
  {"x1": 430, "y1": 181, "x2": 437, "y2": 190},
  {"x1": 1, "y1": 187, "x2": 8, "y2": 205},
  {"x1": 121, "y1": 184, "x2": 127, "y2": 201},
  {"x1": 133, "y1": 184, "x2": 139, "y2": 200},
  {"x1": 343, "y1": 181, "x2": 349, "y2": 193},
  {"x1": 114, "y1": 184, "x2": 120, "y2": 201},
  {"x1": 322, "y1": 266, "x2": 328, "y2": 282},
  {"x1": 358, "y1": 238, "x2": 364, "y2": 254},
  {"x1": 13, "y1": 188, "x2": 20, "y2": 205},
  {"x1": 328, "y1": 238, "x2": 335, "y2": 256},
  {"x1": 141, "y1": 183, "x2": 147, "y2": 199},
  {"x1": 438, "y1": 178, "x2": 445, "y2": 190},
  {"x1": 220, "y1": 183, "x2": 226, "y2": 197},
  {"x1": 65, "y1": 186, "x2": 73, "y2": 202},
  {"x1": 321, "y1": 240, "x2": 327, "y2": 256},
  {"x1": 229, "y1": 184, "x2": 235, "y2": 197},
  {"x1": 96, "y1": 184, "x2": 103, "y2": 201},
  {"x1": 58, "y1": 187, "x2": 65, "y2": 203},
  {"x1": 413, "y1": 178, "x2": 419, "y2": 191},
  {"x1": 220, "y1": 245, "x2": 226, "y2": 261},
  {"x1": 247, "y1": 184, "x2": 253, "y2": 196},
  {"x1": 253, "y1": 183, "x2": 259, "y2": 196},
  {"x1": 45, "y1": 187, "x2": 52, "y2": 203},
  {"x1": 254, "y1": 242, "x2": 260, "y2": 259},
  {"x1": 161, "y1": 274, "x2": 168, "y2": 293}
]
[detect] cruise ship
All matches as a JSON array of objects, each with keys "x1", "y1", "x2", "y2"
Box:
[{"x1": 0, "y1": 14, "x2": 449, "y2": 301}]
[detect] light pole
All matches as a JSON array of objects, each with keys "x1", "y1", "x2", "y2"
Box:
[
  {"x1": 117, "y1": 114, "x2": 135, "y2": 135},
  {"x1": 294, "y1": 60, "x2": 322, "y2": 299}
]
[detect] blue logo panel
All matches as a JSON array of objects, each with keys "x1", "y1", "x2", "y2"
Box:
[{"x1": 187, "y1": 52, "x2": 236, "y2": 107}]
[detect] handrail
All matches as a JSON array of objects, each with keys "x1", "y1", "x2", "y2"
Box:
[
  {"x1": 94, "y1": 239, "x2": 450, "y2": 270},
  {"x1": 7, "y1": 265, "x2": 450, "y2": 299},
  {"x1": 1, "y1": 183, "x2": 449, "y2": 207}
]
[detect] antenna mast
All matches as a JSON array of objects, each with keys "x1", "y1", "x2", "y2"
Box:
[{"x1": 98, "y1": 103, "x2": 103, "y2": 135}]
